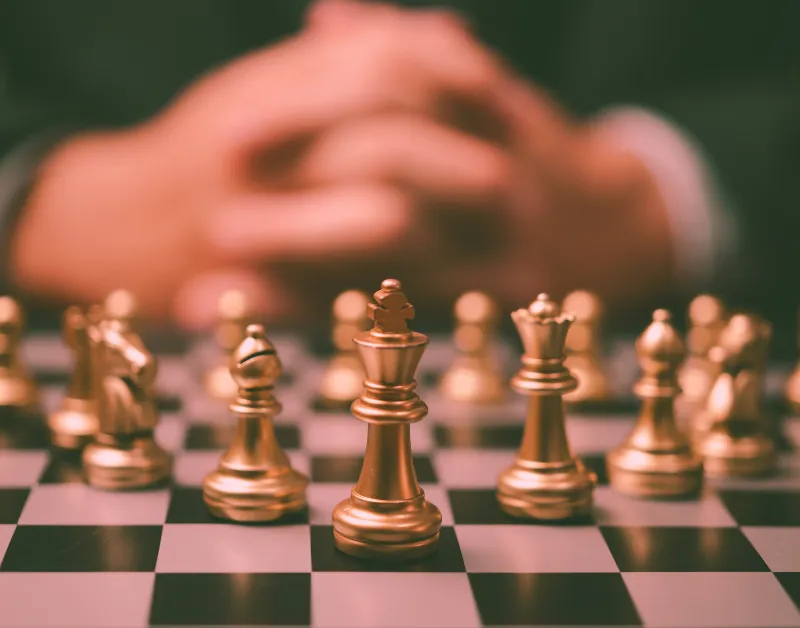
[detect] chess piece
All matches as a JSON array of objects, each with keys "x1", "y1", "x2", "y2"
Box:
[
  {"x1": 47, "y1": 306, "x2": 100, "y2": 449},
  {"x1": 203, "y1": 324, "x2": 308, "y2": 521},
  {"x1": 0, "y1": 296, "x2": 36, "y2": 408},
  {"x1": 204, "y1": 290, "x2": 253, "y2": 400},
  {"x1": 440, "y1": 291, "x2": 505, "y2": 404},
  {"x1": 677, "y1": 295, "x2": 726, "y2": 415},
  {"x1": 82, "y1": 314, "x2": 172, "y2": 489},
  {"x1": 332, "y1": 279, "x2": 441, "y2": 559},
  {"x1": 784, "y1": 307, "x2": 800, "y2": 413},
  {"x1": 606, "y1": 310, "x2": 703, "y2": 499},
  {"x1": 104, "y1": 289, "x2": 138, "y2": 331},
  {"x1": 562, "y1": 290, "x2": 610, "y2": 403},
  {"x1": 497, "y1": 294, "x2": 596, "y2": 520},
  {"x1": 696, "y1": 313, "x2": 775, "y2": 477},
  {"x1": 317, "y1": 290, "x2": 370, "y2": 409}
]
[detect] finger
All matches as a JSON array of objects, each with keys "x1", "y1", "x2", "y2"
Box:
[{"x1": 305, "y1": 0, "x2": 393, "y2": 30}]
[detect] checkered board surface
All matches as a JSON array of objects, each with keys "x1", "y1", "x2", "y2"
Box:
[{"x1": 1, "y1": 332, "x2": 800, "y2": 627}]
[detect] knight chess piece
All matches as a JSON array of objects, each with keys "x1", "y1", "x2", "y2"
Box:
[
  {"x1": 562, "y1": 290, "x2": 610, "y2": 404},
  {"x1": 0, "y1": 296, "x2": 37, "y2": 409},
  {"x1": 317, "y1": 290, "x2": 370, "y2": 409},
  {"x1": 332, "y1": 279, "x2": 442, "y2": 560},
  {"x1": 695, "y1": 313, "x2": 776, "y2": 477},
  {"x1": 784, "y1": 307, "x2": 800, "y2": 413},
  {"x1": 204, "y1": 290, "x2": 253, "y2": 401},
  {"x1": 203, "y1": 324, "x2": 307, "y2": 521},
  {"x1": 47, "y1": 306, "x2": 100, "y2": 449},
  {"x1": 606, "y1": 310, "x2": 703, "y2": 499},
  {"x1": 440, "y1": 291, "x2": 506, "y2": 404},
  {"x1": 497, "y1": 293, "x2": 596, "y2": 520},
  {"x1": 82, "y1": 314, "x2": 172, "y2": 489}
]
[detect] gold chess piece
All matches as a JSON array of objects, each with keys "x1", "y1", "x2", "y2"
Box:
[
  {"x1": 104, "y1": 289, "x2": 138, "y2": 331},
  {"x1": 203, "y1": 324, "x2": 308, "y2": 521},
  {"x1": 47, "y1": 306, "x2": 100, "y2": 449},
  {"x1": 497, "y1": 293, "x2": 596, "y2": 520},
  {"x1": 563, "y1": 290, "x2": 610, "y2": 403},
  {"x1": 785, "y1": 307, "x2": 800, "y2": 413},
  {"x1": 440, "y1": 291, "x2": 506, "y2": 404},
  {"x1": 204, "y1": 290, "x2": 253, "y2": 401},
  {"x1": 332, "y1": 279, "x2": 442, "y2": 560},
  {"x1": 677, "y1": 295, "x2": 726, "y2": 413},
  {"x1": 317, "y1": 290, "x2": 370, "y2": 409},
  {"x1": 606, "y1": 310, "x2": 703, "y2": 499},
  {"x1": 0, "y1": 296, "x2": 37, "y2": 408},
  {"x1": 696, "y1": 313, "x2": 775, "y2": 477},
  {"x1": 82, "y1": 314, "x2": 172, "y2": 489}
]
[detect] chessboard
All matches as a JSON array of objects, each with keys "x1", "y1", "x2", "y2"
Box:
[{"x1": 1, "y1": 330, "x2": 800, "y2": 628}]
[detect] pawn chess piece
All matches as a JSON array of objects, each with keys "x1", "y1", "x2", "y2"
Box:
[
  {"x1": 47, "y1": 306, "x2": 100, "y2": 449},
  {"x1": 440, "y1": 291, "x2": 505, "y2": 404},
  {"x1": 562, "y1": 290, "x2": 610, "y2": 404},
  {"x1": 606, "y1": 310, "x2": 703, "y2": 499},
  {"x1": 317, "y1": 290, "x2": 370, "y2": 409},
  {"x1": 497, "y1": 294, "x2": 596, "y2": 520},
  {"x1": 332, "y1": 279, "x2": 442, "y2": 559},
  {"x1": 203, "y1": 324, "x2": 308, "y2": 521},
  {"x1": 677, "y1": 295, "x2": 726, "y2": 414},
  {"x1": 104, "y1": 289, "x2": 138, "y2": 331},
  {"x1": 784, "y1": 307, "x2": 800, "y2": 413},
  {"x1": 0, "y1": 296, "x2": 37, "y2": 408},
  {"x1": 204, "y1": 290, "x2": 253, "y2": 401},
  {"x1": 696, "y1": 313, "x2": 775, "y2": 477},
  {"x1": 82, "y1": 314, "x2": 172, "y2": 489}
]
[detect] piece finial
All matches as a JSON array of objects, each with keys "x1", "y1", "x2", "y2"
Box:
[
  {"x1": 636, "y1": 308, "x2": 684, "y2": 369},
  {"x1": 369, "y1": 279, "x2": 415, "y2": 334},
  {"x1": 455, "y1": 291, "x2": 496, "y2": 325},
  {"x1": 230, "y1": 324, "x2": 280, "y2": 390},
  {"x1": 528, "y1": 293, "x2": 560, "y2": 320},
  {"x1": 333, "y1": 290, "x2": 370, "y2": 323},
  {"x1": 562, "y1": 290, "x2": 602, "y2": 322},
  {"x1": 104, "y1": 289, "x2": 137, "y2": 322}
]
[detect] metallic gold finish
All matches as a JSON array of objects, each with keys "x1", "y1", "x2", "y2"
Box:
[
  {"x1": 607, "y1": 310, "x2": 703, "y2": 499},
  {"x1": 48, "y1": 306, "x2": 99, "y2": 449},
  {"x1": 332, "y1": 279, "x2": 442, "y2": 560},
  {"x1": 203, "y1": 324, "x2": 308, "y2": 522},
  {"x1": 82, "y1": 315, "x2": 172, "y2": 489},
  {"x1": 0, "y1": 296, "x2": 37, "y2": 408},
  {"x1": 497, "y1": 293, "x2": 596, "y2": 520},
  {"x1": 318, "y1": 290, "x2": 370, "y2": 409},
  {"x1": 205, "y1": 290, "x2": 254, "y2": 401},
  {"x1": 562, "y1": 290, "x2": 610, "y2": 403},
  {"x1": 440, "y1": 291, "x2": 506, "y2": 404},
  {"x1": 104, "y1": 289, "x2": 138, "y2": 331},
  {"x1": 785, "y1": 308, "x2": 800, "y2": 413},
  {"x1": 696, "y1": 313, "x2": 775, "y2": 477}
]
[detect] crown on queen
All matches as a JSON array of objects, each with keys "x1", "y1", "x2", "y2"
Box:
[{"x1": 512, "y1": 294, "x2": 575, "y2": 362}]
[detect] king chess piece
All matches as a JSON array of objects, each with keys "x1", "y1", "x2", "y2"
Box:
[
  {"x1": 497, "y1": 294, "x2": 596, "y2": 520},
  {"x1": 606, "y1": 310, "x2": 703, "y2": 499},
  {"x1": 332, "y1": 279, "x2": 442, "y2": 560},
  {"x1": 562, "y1": 290, "x2": 610, "y2": 404},
  {"x1": 0, "y1": 296, "x2": 37, "y2": 409},
  {"x1": 204, "y1": 290, "x2": 253, "y2": 401},
  {"x1": 203, "y1": 324, "x2": 308, "y2": 521}
]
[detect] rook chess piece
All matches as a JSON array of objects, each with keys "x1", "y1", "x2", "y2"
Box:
[
  {"x1": 0, "y1": 296, "x2": 37, "y2": 408},
  {"x1": 563, "y1": 290, "x2": 610, "y2": 404},
  {"x1": 440, "y1": 291, "x2": 506, "y2": 404},
  {"x1": 497, "y1": 294, "x2": 596, "y2": 520},
  {"x1": 203, "y1": 324, "x2": 308, "y2": 521},
  {"x1": 785, "y1": 307, "x2": 800, "y2": 413},
  {"x1": 606, "y1": 310, "x2": 703, "y2": 498},
  {"x1": 204, "y1": 290, "x2": 253, "y2": 400},
  {"x1": 332, "y1": 279, "x2": 442, "y2": 559}
]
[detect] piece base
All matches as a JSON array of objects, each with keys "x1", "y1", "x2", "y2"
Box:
[
  {"x1": 83, "y1": 436, "x2": 172, "y2": 490},
  {"x1": 606, "y1": 447, "x2": 704, "y2": 499},
  {"x1": 333, "y1": 528, "x2": 440, "y2": 561},
  {"x1": 0, "y1": 376, "x2": 37, "y2": 409},
  {"x1": 202, "y1": 467, "x2": 308, "y2": 522},
  {"x1": 699, "y1": 428, "x2": 776, "y2": 478},
  {"x1": 47, "y1": 398, "x2": 98, "y2": 450}
]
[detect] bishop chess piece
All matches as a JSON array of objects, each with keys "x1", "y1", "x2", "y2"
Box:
[
  {"x1": 0, "y1": 296, "x2": 37, "y2": 409},
  {"x1": 497, "y1": 294, "x2": 596, "y2": 520},
  {"x1": 606, "y1": 310, "x2": 703, "y2": 498},
  {"x1": 332, "y1": 279, "x2": 442, "y2": 560},
  {"x1": 203, "y1": 324, "x2": 308, "y2": 521},
  {"x1": 317, "y1": 290, "x2": 370, "y2": 409},
  {"x1": 785, "y1": 307, "x2": 800, "y2": 413},
  {"x1": 562, "y1": 290, "x2": 610, "y2": 404},
  {"x1": 204, "y1": 290, "x2": 253, "y2": 401},
  {"x1": 440, "y1": 291, "x2": 505, "y2": 404},
  {"x1": 47, "y1": 306, "x2": 100, "y2": 449},
  {"x1": 82, "y1": 314, "x2": 172, "y2": 489},
  {"x1": 696, "y1": 313, "x2": 775, "y2": 477}
]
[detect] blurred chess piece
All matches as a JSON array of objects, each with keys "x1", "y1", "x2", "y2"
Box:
[
  {"x1": 332, "y1": 279, "x2": 441, "y2": 559},
  {"x1": 607, "y1": 310, "x2": 703, "y2": 499},
  {"x1": 104, "y1": 289, "x2": 138, "y2": 332},
  {"x1": 695, "y1": 313, "x2": 775, "y2": 477},
  {"x1": 785, "y1": 307, "x2": 800, "y2": 413},
  {"x1": 82, "y1": 314, "x2": 172, "y2": 489},
  {"x1": 47, "y1": 306, "x2": 100, "y2": 449},
  {"x1": 497, "y1": 294, "x2": 596, "y2": 520},
  {"x1": 204, "y1": 290, "x2": 253, "y2": 401},
  {"x1": 317, "y1": 290, "x2": 370, "y2": 409},
  {"x1": 562, "y1": 290, "x2": 610, "y2": 404},
  {"x1": 203, "y1": 324, "x2": 308, "y2": 522},
  {"x1": 0, "y1": 296, "x2": 37, "y2": 408},
  {"x1": 440, "y1": 291, "x2": 505, "y2": 404}
]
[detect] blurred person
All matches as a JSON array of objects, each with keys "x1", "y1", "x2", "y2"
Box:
[{"x1": 0, "y1": 0, "x2": 797, "y2": 330}]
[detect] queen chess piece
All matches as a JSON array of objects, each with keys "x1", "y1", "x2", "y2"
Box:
[{"x1": 0, "y1": 296, "x2": 37, "y2": 409}]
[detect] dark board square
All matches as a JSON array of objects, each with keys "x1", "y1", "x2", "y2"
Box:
[
  {"x1": 39, "y1": 449, "x2": 85, "y2": 483},
  {"x1": 469, "y1": 572, "x2": 642, "y2": 626},
  {"x1": 166, "y1": 487, "x2": 309, "y2": 525},
  {"x1": 776, "y1": 573, "x2": 800, "y2": 610},
  {"x1": 449, "y1": 489, "x2": 594, "y2": 525},
  {"x1": 434, "y1": 424, "x2": 522, "y2": 449},
  {"x1": 581, "y1": 454, "x2": 609, "y2": 486},
  {"x1": 0, "y1": 412, "x2": 50, "y2": 449},
  {"x1": 1, "y1": 525, "x2": 162, "y2": 571},
  {"x1": 311, "y1": 396, "x2": 353, "y2": 414},
  {"x1": 156, "y1": 394, "x2": 182, "y2": 413},
  {"x1": 0, "y1": 489, "x2": 29, "y2": 523},
  {"x1": 600, "y1": 526, "x2": 769, "y2": 572},
  {"x1": 719, "y1": 490, "x2": 800, "y2": 526},
  {"x1": 33, "y1": 369, "x2": 69, "y2": 386},
  {"x1": 310, "y1": 525, "x2": 465, "y2": 572},
  {"x1": 311, "y1": 455, "x2": 437, "y2": 483},
  {"x1": 150, "y1": 573, "x2": 310, "y2": 626},
  {"x1": 567, "y1": 397, "x2": 639, "y2": 415},
  {"x1": 185, "y1": 423, "x2": 300, "y2": 451}
]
